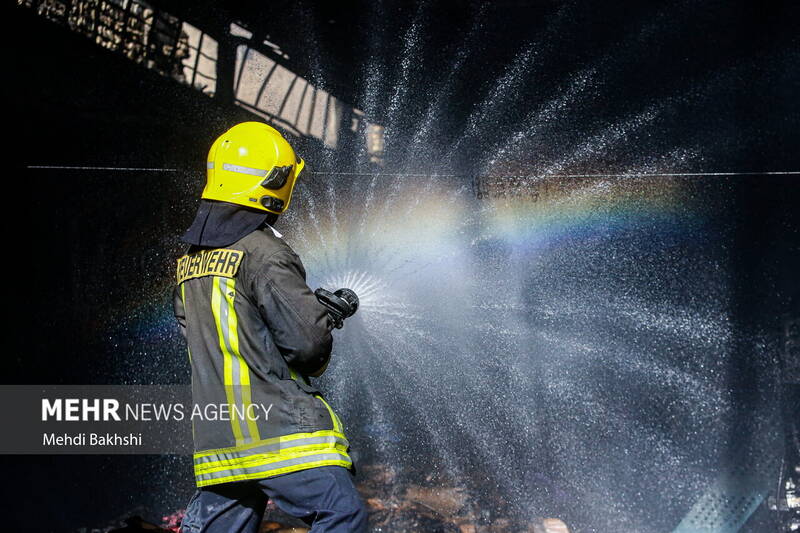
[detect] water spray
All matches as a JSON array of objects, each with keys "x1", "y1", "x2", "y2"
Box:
[
  {"x1": 24, "y1": 165, "x2": 800, "y2": 178},
  {"x1": 315, "y1": 287, "x2": 360, "y2": 329}
]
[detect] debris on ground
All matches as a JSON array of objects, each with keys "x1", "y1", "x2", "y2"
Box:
[{"x1": 96, "y1": 462, "x2": 571, "y2": 532}]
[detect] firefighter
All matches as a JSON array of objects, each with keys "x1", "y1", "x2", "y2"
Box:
[{"x1": 173, "y1": 122, "x2": 367, "y2": 532}]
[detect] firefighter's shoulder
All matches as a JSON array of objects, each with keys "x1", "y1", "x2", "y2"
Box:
[{"x1": 238, "y1": 226, "x2": 299, "y2": 264}]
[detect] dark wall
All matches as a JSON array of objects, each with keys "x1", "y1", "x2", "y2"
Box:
[{"x1": 7, "y1": 2, "x2": 800, "y2": 531}]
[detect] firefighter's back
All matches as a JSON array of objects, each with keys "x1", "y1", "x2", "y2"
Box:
[{"x1": 176, "y1": 227, "x2": 351, "y2": 487}]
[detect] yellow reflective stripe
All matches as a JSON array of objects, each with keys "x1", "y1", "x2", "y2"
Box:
[
  {"x1": 195, "y1": 435, "x2": 349, "y2": 467},
  {"x1": 195, "y1": 458, "x2": 352, "y2": 487},
  {"x1": 194, "y1": 449, "x2": 351, "y2": 480},
  {"x1": 193, "y1": 429, "x2": 348, "y2": 458},
  {"x1": 288, "y1": 366, "x2": 311, "y2": 386},
  {"x1": 240, "y1": 374, "x2": 260, "y2": 441},
  {"x1": 196, "y1": 453, "x2": 351, "y2": 479},
  {"x1": 316, "y1": 395, "x2": 343, "y2": 433},
  {"x1": 194, "y1": 439, "x2": 351, "y2": 472},
  {"x1": 212, "y1": 277, "x2": 245, "y2": 445},
  {"x1": 221, "y1": 277, "x2": 261, "y2": 443},
  {"x1": 180, "y1": 283, "x2": 191, "y2": 363}
]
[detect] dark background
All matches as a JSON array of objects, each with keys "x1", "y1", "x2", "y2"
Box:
[{"x1": 8, "y1": 1, "x2": 800, "y2": 531}]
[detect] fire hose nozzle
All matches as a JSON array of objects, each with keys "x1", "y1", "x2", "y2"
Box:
[{"x1": 314, "y1": 287, "x2": 359, "y2": 329}]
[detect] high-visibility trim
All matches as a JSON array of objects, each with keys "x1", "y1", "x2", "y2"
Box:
[
  {"x1": 222, "y1": 163, "x2": 269, "y2": 177},
  {"x1": 194, "y1": 450, "x2": 352, "y2": 487},
  {"x1": 288, "y1": 367, "x2": 311, "y2": 386},
  {"x1": 196, "y1": 449, "x2": 351, "y2": 477},
  {"x1": 180, "y1": 283, "x2": 191, "y2": 363},
  {"x1": 196, "y1": 458, "x2": 352, "y2": 487},
  {"x1": 207, "y1": 162, "x2": 215, "y2": 169},
  {"x1": 211, "y1": 277, "x2": 243, "y2": 444},
  {"x1": 212, "y1": 277, "x2": 261, "y2": 445},
  {"x1": 193, "y1": 429, "x2": 349, "y2": 459},
  {"x1": 193, "y1": 429, "x2": 352, "y2": 487},
  {"x1": 222, "y1": 278, "x2": 260, "y2": 442},
  {"x1": 316, "y1": 395, "x2": 343, "y2": 433},
  {"x1": 194, "y1": 434, "x2": 350, "y2": 468}
]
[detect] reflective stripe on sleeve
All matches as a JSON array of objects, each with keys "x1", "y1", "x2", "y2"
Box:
[
  {"x1": 316, "y1": 395, "x2": 344, "y2": 433},
  {"x1": 289, "y1": 367, "x2": 311, "y2": 386}
]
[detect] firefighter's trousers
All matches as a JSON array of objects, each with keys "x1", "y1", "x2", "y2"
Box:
[{"x1": 180, "y1": 466, "x2": 367, "y2": 533}]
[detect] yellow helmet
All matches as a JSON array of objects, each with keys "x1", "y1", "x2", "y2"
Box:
[{"x1": 202, "y1": 122, "x2": 305, "y2": 214}]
